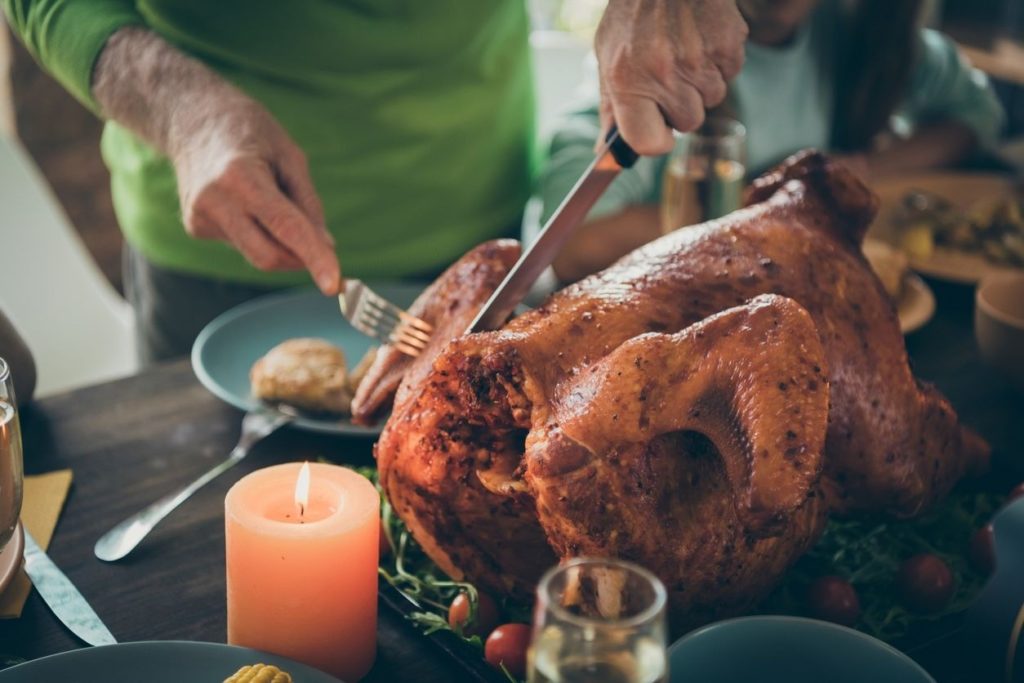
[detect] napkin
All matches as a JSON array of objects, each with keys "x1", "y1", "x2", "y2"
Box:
[{"x1": 0, "y1": 469, "x2": 73, "y2": 618}]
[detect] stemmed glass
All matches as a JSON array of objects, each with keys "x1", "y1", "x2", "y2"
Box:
[
  {"x1": 527, "y1": 558, "x2": 668, "y2": 683},
  {"x1": 660, "y1": 117, "x2": 747, "y2": 233},
  {"x1": 0, "y1": 357, "x2": 24, "y2": 553}
]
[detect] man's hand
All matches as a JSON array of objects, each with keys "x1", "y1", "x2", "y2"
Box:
[
  {"x1": 595, "y1": 0, "x2": 748, "y2": 155},
  {"x1": 94, "y1": 28, "x2": 340, "y2": 294}
]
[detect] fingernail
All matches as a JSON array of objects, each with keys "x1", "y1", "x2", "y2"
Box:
[{"x1": 317, "y1": 270, "x2": 339, "y2": 295}]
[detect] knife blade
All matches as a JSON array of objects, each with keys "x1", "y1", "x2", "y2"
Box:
[
  {"x1": 467, "y1": 126, "x2": 638, "y2": 333},
  {"x1": 23, "y1": 528, "x2": 117, "y2": 646}
]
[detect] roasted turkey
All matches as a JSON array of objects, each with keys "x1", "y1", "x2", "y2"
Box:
[{"x1": 354, "y1": 151, "x2": 988, "y2": 625}]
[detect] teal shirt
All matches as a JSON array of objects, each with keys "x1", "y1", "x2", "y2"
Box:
[
  {"x1": 3, "y1": 0, "x2": 536, "y2": 284},
  {"x1": 534, "y1": 7, "x2": 1005, "y2": 232}
]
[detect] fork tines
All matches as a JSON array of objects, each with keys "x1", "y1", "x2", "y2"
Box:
[{"x1": 339, "y1": 280, "x2": 433, "y2": 357}]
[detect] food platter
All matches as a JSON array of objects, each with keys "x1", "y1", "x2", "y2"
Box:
[
  {"x1": 191, "y1": 282, "x2": 423, "y2": 435},
  {"x1": 870, "y1": 173, "x2": 1023, "y2": 284},
  {"x1": 0, "y1": 641, "x2": 343, "y2": 682}
]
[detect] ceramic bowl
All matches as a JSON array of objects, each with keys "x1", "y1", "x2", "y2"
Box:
[
  {"x1": 669, "y1": 615, "x2": 935, "y2": 683},
  {"x1": 976, "y1": 272, "x2": 1024, "y2": 391}
]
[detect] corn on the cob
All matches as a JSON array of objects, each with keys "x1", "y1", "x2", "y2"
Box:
[{"x1": 223, "y1": 663, "x2": 292, "y2": 683}]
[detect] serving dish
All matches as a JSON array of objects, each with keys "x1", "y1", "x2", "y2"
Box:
[
  {"x1": 0, "y1": 641, "x2": 343, "y2": 682},
  {"x1": 870, "y1": 173, "x2": 1023, "y2": 284},
  {"x1": 667, "y1": 615, "x2": 935, "y2": 683},
  {"x1": 975, "y1": 272, "x2": 1024, "y2": 391}
]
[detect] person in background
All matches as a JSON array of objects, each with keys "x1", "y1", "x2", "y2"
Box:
[
  {"x1": 537, "y1": 0, "x2": 1006, "y2": 283},
  {"x1": 2, "y1": 0, "x2": 747, "y2": 364}
]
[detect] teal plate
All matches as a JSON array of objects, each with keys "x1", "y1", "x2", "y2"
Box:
[
  {"x1": 669, "y1": 616, "x2": 935, "y2": 683},
  {"x1": 191, "y1": 283, "x2": 423, "y2": 436},
  {"x1": 0, "y1": 641, "x2": 343, "y2": 682}
]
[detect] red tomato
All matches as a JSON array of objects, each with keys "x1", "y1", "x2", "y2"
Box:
[
  {"x1": 1009, "y1": 482, "x2": 1024, "y2": 503},
  {"x1": 484, "y1": 623, "x2": 531, "y2": 678},
  {"x1": 806, "y1": 575, "x2": 860, "y2": 626},
  {"x1": 899, "y1": 554, "x2": 955, "y2": 612},
  {"x1": 448, "y1": 591, "x2": 501, "y2": 638},
  {"x1": 969, "y1": 525, "x2": 996, "y2": 575}
]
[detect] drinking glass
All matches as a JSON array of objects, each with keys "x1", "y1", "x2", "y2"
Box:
[
  {"x1": 0, "y1": 357, "x2": 23, "y2": 552},
  {"x1": 660, "y1": 117, "x2": 747, "y2": 233},
  {"x1": 527, "y1": 558, "x2": 668, "y2": 683}
]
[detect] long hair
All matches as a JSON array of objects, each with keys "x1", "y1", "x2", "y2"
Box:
[{"x1": 831, "y1": 0, "x2": 925, "y2": 150}]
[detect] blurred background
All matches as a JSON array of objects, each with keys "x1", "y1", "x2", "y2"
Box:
[{"x1": 0, "y1": 0, "x2": 1021, "y2": 294}]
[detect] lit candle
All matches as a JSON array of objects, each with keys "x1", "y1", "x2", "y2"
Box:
[{"x1": 225, "y1": 462, "x2": 379, "y2": 680}]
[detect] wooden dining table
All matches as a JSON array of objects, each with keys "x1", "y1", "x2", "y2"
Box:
[{"x1": 0, "y1": 278, "x2": 1021, "y2": 683}]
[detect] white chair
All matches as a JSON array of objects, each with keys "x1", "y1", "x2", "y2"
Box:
[{"x1": 0, "y1": 132, "x2": 137, "y2": 396}]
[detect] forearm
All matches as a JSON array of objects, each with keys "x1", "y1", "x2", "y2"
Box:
[
  {"x1": 93, "y1": 26, "x2": 245, "y2": 160},
  {"x1": 553, "y1": 204, "x2": 661, "y2": 283},
  {"x1": 866, "y1": 120, "x2": 977, "y2": 179}
]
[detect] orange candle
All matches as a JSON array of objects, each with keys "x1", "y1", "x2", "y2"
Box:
[{"x1": 225, "y1": 462, "x2": 379, "y2": 680}]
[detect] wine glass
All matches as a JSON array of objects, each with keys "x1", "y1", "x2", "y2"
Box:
[
  {"x1": 660, "y1": 117, "x2": 747, "y2": 234},
  {"x1": 0, "y1": 357, "x2": 24, "y2": 552},
  {"x1": 527, "y1": 557, "x2": 668, "y2": 683}
]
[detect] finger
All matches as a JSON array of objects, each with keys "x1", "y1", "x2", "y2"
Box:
[
  {"x1": 689, "y1": 63, "x2": 728, "y2": 109},
  {"x1": 608, "y1": 92, "x2": 675, "y2": 156},
  {"x1": 276, "y1": 146, "x2": 332, "y2": 245},
  {"x1": 206, "y1": 199, "x2": 304, "y2": 272},
  {"x1": 658, "y1": 82, "x2": 708, "y2": 134},
  {"x1": 246, "y1": 180, "x2": 341, "y2": 294},
  {"x1": 703, "y1": 2, "x2": 748, "y2": 81}
]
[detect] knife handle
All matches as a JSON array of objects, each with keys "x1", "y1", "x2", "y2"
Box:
[{"x1": 605, "y1": 124, "x2": 639, "y2": 169}]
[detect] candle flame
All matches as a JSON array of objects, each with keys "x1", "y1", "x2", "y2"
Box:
[{"x1": 295, "y1": 461, "x2": 311, "y2": 516}]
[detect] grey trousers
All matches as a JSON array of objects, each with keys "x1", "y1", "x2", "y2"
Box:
[{"x1": 123, "y1": 247, "x2": 279, "y2": 366}]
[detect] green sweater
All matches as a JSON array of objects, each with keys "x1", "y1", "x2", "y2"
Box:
[{"x1": 3, "y1": 0, "x2": 536, "y2": 285}]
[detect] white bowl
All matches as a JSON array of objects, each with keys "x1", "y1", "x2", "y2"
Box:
[{"x1": 976, "y1": 272, "x2": 1024, "y2": 391}]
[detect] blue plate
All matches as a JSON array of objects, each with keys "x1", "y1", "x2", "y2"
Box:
[
  {"x1": 0, "y1": 641, "x2": 343, "y2": 682},
  {"x1": 191, "y1": 283, "x2": 423, "y2": 435},
  {"x1": 669, "y1": 616, "x2": 935, "y2": 683}
]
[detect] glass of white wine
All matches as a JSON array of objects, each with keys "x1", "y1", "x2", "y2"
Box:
[
  {"x1": 660, "y1": 117, "x2": 747, "y2": 234},
  {"x1": 0, "y1": 357, "x2": 23, "y2": 553},
  {"x1": 527, "y1": 558, "x2": 668, "y2": 683}
]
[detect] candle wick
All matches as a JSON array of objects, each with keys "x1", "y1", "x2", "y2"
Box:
[{"x1": 299, "y1": 501, "x2": 305, "y2": 521}]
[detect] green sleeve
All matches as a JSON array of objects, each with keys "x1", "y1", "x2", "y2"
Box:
[
  {"x1": 895, "y1": 29, "x2": 1006, "y2": 148},
  {"x1": 531, "y1": 103, "x2": 665, "y2": 242},
  {"x1": 2, "y1": 0, "x2": 145, "y2": 114}
]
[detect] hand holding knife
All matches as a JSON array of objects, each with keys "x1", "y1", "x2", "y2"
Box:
[{"x1": 467, "y1": 125, "x2": 639, "y2": 333}]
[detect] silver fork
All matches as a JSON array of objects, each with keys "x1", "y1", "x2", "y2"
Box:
[
  {"x1": 93, "y1": 410, "x2": 291, "y2": 562},
  {"x1": 338, "y1": 279, "x2": 432, "y2": 357}
]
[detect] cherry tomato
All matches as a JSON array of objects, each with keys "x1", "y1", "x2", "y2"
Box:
[
  {"x1": 448, "y1": 591, "x2": 501, "y2": 638},
  {"x1": 898, "y1": 554, "x2": 954, "y2": 613},
  {"x1": 969, "y1": 524, "x2": 997, "y2": 575},
  {"x1": 1008, "y1": 482, "x2": 1024, "y2": 503},
  {"x1": 806, "y1": 575, "x2": 860, "y2": 626},
  {"x1": 484, "y1": 623, "x2": 531, "y2": 679}
]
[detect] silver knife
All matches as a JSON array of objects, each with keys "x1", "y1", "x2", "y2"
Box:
[
  {"x1": 23, "y1": 528, "x2": 117, "y2": 646},
  {"x1": 467, "y1": 126, "x2": 638, "y2": 332}
]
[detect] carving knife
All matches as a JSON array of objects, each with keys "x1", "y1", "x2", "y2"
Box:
[
  {"x1": 467, "y1": 126, "x2": 639, "y2": 332},
  {"x1": 22, "y1": 528, "x2": 117, "y2": 646}
]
